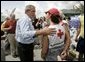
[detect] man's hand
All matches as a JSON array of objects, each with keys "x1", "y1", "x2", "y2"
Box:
[
  {"x1": 41, "y1": 50, "x2": 47, "y2": 60},
  {"x1": 35, "y1": 27, "x2": 56, "y2": 36},
  {"x1": 42, "y1": 27, "x2": 56, "y2": 35},
  {"x1": 60, "y1": 50, "x2": 67, "y2": 60},
  {"x1": 3, "y1": 26, "x2": 12, "y2": 31}
]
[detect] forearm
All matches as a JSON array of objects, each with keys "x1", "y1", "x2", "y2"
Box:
[
  {"x1": 42, "y1": 35, "x2": 49, "y2": 50},
  {"x1": 64, "y1": 39, "x2": 71, "y2": 51},
  {"x1": 35, "y1": 29, "x2": 47, "y2": 36},
  {"x1": 76, "y1": 22, "x2": 81, "y2": 38},
  {"x1": 76, "y1": 28, "x2": 81, "y2": 38},
  {"x1": 1, "y1": 24, "x2": 6, "y2": 31},
  {"x1": 2, "y1": 28, "x2": 10, "y2": 31},
  {"x1": 35, "y1": 29, "x2": 43, "y2": 36},
  {"x1": 21, "y1": 30, "x2": 36, "y2": 39},
  {"x1": 2, "y1": 26, "x2": 12, "y2": 31},
  {"x1": 63, "y1": 25, "x2": 71, "y2": 51},
  {"x1": 41, "y1": 35, "x2": 49, "y2": 59}
]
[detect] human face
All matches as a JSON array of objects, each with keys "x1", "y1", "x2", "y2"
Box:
[
  {"x1": 45, "y1": 12, "x2": 51, "y2": 21},
  {"x1": 26, "y1": 8, "x2": 36, "y2": 18}
]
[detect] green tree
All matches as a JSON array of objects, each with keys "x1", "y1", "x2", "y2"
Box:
[
  {"x1": 73, "y1": 1, "x2": 84, "y2": 14},
  {"x1": 73, "y1": 1, "x2": 84, "y2": 13}
]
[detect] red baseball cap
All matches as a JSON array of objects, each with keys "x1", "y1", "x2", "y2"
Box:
[{"x1": 45, "y1": 8, "x2": 60, "y2": 16}]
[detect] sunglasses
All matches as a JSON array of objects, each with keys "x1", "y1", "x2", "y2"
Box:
[{"x1": 45, "y1": 12, "x2": 51, "y2": 14}]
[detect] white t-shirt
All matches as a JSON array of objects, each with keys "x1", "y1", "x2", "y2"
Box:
[{"x1": 48, "y1": 24, "x2": 65, "y2": 48}]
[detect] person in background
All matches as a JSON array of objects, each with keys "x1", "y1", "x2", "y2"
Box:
[
  {"x1": 32, "y1": 18, "x2": 38, "y2": 29},
  {"x1": 42, "y1": 16, "x2": 48, "y2": 28},
  {"x1": 76, "y1": 14, "x2": 84, "y2": 61},
  {"x1": 1, "y1": 14, "x2": 18, "y2": 58},
  {"x1": 1, "y1": 29, "x2": 5, "y2": 61},
  {"x1": 68, "y1": 16, "x2": 81, "y2": 50},
  {"x1": 36, "y1": 18, "x2": 43, "y2": 30}
]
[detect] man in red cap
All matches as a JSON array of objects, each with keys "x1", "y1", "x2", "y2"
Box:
[{"x1": 41, "y1": 8, "x2": 71, "y2": 61}]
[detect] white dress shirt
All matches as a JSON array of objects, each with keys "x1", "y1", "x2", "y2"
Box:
[{"x1": 15, "y1": 14, "x2": 36, "y2": 44}]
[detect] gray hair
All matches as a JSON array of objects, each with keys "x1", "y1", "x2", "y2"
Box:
[{"x1": 25, "y1": 5, "x2": 35, "y2": 12}]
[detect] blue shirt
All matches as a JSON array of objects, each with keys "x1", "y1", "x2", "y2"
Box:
[
  {"x1": 69, "y1": 16, "x2": 80, "y2": 29},
  {"x1": 15, "y1": 14, "x2": 36, "y2": 44}
]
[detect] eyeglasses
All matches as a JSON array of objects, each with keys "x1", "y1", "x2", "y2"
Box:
[{"x1": 45, "y1": 12, "x2": 51, "y2": 14}]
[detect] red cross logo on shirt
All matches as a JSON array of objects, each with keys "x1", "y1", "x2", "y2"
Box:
[{"x1": 57, "y1": 29, "x2": 64, "y2": 39}]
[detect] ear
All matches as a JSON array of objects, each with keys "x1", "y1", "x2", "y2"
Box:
[{"x1": 25, "y1": 11, "x2": 27, "y2": 14}]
